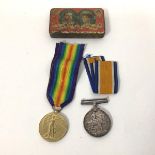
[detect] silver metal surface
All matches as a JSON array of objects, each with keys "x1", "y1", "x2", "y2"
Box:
[{"x1": 83, "y1": 105, "x2": 111, "y2": 137}]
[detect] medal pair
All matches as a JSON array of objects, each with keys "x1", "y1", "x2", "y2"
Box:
[{"x1": 39, "y1": 44, "x2": 119, "y2": 141}]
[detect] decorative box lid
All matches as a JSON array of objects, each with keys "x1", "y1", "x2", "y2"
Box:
[{"x1": 49, "y1": 8, "x2": 105, "y2": 38}]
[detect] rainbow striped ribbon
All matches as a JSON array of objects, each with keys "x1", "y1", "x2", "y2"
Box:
[
  {"x1": 47, "y1": 42, "x2": 85, "y2": 109},
  {"x1": 83, "y1": 55, "x2": 118, "y2": 94}
]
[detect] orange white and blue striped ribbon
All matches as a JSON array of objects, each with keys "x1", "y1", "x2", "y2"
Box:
[
  {"x1": 83, "y1": 55, "x2": 118, "y2": 94},
  {"x1": 47, "y1": 42, "x2": 85, "y2": 109}
]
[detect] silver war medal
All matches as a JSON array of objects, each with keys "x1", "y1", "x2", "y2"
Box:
[{"x1": 81, "y1": 98, "x2": 111, "y2": 137}]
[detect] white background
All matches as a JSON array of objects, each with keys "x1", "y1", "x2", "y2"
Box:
[{"x1": 0, "y1": 0, "x2": 155, "y2": 155}]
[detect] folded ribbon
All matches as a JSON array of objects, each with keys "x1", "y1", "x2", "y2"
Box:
[{"x1": 83, "y1": 55, "x2": 118, "y2": 94}]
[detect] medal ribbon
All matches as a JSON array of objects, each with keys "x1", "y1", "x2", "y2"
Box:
[
  {"x1": 83, "y1": 55, "x2": 118, "y2": 94},
  {"x1": 47, "y1": 42, "x2": 85, "y2": 109}
]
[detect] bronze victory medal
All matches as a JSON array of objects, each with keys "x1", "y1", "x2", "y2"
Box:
[
  {"x1": 83, "y1": 106, "x2": 111, "y2": 137},
  {"x1": 39, "y1": 112, "x2": 69, "y2": 142},
  {"x1": 40, "y1": 42, "x2": 85, "y2": 142}
]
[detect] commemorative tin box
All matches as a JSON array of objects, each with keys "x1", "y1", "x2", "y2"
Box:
[{"x1": 49, "y1": 8, "x2": 105, "y2": 38}]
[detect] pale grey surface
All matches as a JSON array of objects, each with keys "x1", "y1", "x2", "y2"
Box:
[{"x1": 0, "y1": 0, "x2": 155, "y2": 155}]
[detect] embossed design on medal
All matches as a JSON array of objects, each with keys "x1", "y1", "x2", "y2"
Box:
[
  {"x1": 39, "y1": 110, "x2": 68, "y2": 142},
  {"x1": 84, "y1": 105, "x2": 111, "y2": 137},
  {"x1": 81, "y1": 98, "x2": 111, "y2": 137}
]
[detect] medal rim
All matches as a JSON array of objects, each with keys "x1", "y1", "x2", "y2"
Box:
[
  {"x1": 83, "y1": 107, "x2": 112, "y2": 137},
  {"x1": 39, "y1": 111, "x2": 69, "y2": 142}
]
